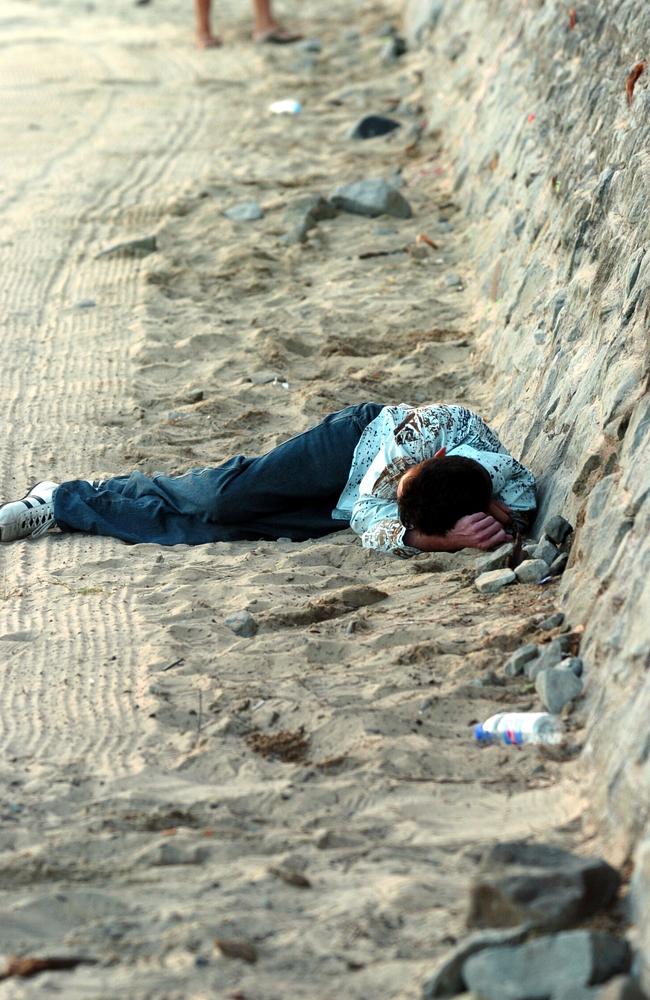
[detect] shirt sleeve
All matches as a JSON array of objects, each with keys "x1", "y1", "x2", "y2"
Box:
[{"x1": 348, "y1": 433, "x2": 423, "y2": 557}]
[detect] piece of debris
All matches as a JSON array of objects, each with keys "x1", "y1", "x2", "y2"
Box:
[
  {"x1": 626, "y1": 62, "x2": 646, "y2": 107},
  {"x1": 0, "y1": 956, "x2": 96, "y2": 981},
  {"x1": 245, "y1": 726, "x2": 309, "y2": 763}
]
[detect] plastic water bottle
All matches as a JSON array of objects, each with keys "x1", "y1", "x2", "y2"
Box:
[{"x1": 474, "y1": 712, "x2": 563, "y2": 746}]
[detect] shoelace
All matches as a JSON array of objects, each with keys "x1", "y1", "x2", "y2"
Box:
[{"x1": 21, "y1": 505, "x2": 55, "y2": 539}]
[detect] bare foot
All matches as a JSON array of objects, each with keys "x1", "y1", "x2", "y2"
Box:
[{"x1": 196, "y1": 31, "x2": 223, "y2": 48}]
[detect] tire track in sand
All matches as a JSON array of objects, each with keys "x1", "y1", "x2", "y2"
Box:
[{"x1": 0, "y1": 5, "x2": 246, "y2": 784}]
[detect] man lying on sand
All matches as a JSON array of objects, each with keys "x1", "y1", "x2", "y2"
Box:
[{"x1": 0, "y1": 403, "x2": 536, "y2": 554}]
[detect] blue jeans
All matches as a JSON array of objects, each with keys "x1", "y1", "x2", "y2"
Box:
[{"x1": 53, "y1": 403, "x2": 383, "y2": 546}]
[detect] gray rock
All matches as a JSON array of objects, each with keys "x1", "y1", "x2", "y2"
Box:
[
  {"x1": 331, "y1": 179, "x2": 413, "y2": 219},
  {"x1": 549, "y1": 552, "x2": 570, "y2": 576},
  {"x1": 522, "y1": 542, "x2": 538, "y2": 559},
  {"x1": 475, "y1": 568, "x2": 516, "y2": 594},
  {"x1": 462, "y1": 931, "x2": 630, "y2": 1000},
  {"x1": 422, "y1": 926, "x2": 531, "y2": 999},
  {"x1": 504, "y1": 643, "x2": 540, "y2": 677},
  {"x1": 515, "y1": 559, "x2": 549, "y2": 584},
  {"x1": 476, "y1": 541, "x2": 515, "y2": 573},
  {"x1": 445, "y1": 271, "x2": 464, "y2": 288},
  {"x1": 283, "y1": 194, "x2": 337, "y2": 243},
  {"x1": 224, "y1": 201, "x2": 264, "y2": 222},
  {"x1": 544, "y1": 515, "x2": 574, "y2": 546},
  {"x1": 95, "y1": 235, "x2": 157, "y2": 259},
  {"x1": 533, "y1": 538, "x2": 560, "y2": 565},
  {"x1": 524, "y1": 637, "x2": 570, "y2": 679},
  {"x1": 224, "y1": 611, "x2": 258, "y2": 638},
  {"x1": 536, "y1": 666, "x2": 583, "y2": 714},
  {"x1": 468, "y1": 840, "x2": 621, "y2": 934}
]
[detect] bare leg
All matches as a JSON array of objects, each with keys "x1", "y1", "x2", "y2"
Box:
[
  {"x1": 195, "y1": 0, "x2": 222, "y2": 48},
  {"x1": 252, "y1": 0, "x2": 302, "y2": 42}
]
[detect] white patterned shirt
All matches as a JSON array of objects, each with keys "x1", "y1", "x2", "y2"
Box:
[{"x1": 332, "y1": 404, "x2": 536, "y2": 556}]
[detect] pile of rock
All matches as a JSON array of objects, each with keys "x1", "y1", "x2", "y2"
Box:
[
  {"x1": 475, "y1": 515, "x2": 574, "y2": 595},
  {"x1": 422, "y1": 841, "x2": 643, "y2": 1000},
  {"x1": 504, "y1": 628, "x2": 584, "y2": 715}
]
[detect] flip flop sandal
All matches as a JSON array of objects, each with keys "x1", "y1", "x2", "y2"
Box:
[{"x1": 254, "y1": 28, "x2": 303, "y2": 44}]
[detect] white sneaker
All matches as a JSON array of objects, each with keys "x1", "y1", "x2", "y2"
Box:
[{"x1": 0, "y1": 481, "x2": 60, "y2": 542}]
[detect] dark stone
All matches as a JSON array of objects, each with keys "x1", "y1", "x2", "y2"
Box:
[
  {"x1": 467, "y1": 841, "x2": 621, "y2": 933},
  {"x1": 381, "y1": 35, "x2": 407, "y2": 62},
  {"x1": 536, "y1": 666, "x2": 583, "y2": 714},
  {"x1": 462, "y1": 931, "x2": 630, "y2": 1000},
  {"x1": 349, "y1": 115, "x2": 401, "y2": 140},
  {"x1": 549, "y1": 552, "x2": 570, "y2": 576},
  {"x1": 422, "y1": 926, "x2": 531, "y2": 999},
  {"x1": 331, "y1": 179, "x2": 413, "y2": 219},
  {"x1": 544, "y1": 515, "x2": 574, "y2": 546}
]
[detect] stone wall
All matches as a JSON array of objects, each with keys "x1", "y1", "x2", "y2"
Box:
[{"x1": 405, "y1": 0, "x2": 650, "y2": 979}]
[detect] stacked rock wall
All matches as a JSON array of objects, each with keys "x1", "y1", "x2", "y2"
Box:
[{"x1": 406, "y1": 0, "x2": 650, "y2": 978}]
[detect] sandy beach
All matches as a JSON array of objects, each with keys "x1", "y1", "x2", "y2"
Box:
[{"x1": 0, "y1": 0, "x2": 594, "y2": 996}]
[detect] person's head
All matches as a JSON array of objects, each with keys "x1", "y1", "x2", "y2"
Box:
[{"x1": 397, "y1": 455, "x2": 493, "y2": 535}]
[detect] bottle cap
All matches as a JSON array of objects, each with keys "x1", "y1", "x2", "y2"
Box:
[{"x1": 474, "y1": 724, "x2": 491, "y2": 743}]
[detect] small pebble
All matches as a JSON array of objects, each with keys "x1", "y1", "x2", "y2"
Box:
[{"x1": 75, "y1": 298, "x2": 97, "y2": 309}]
